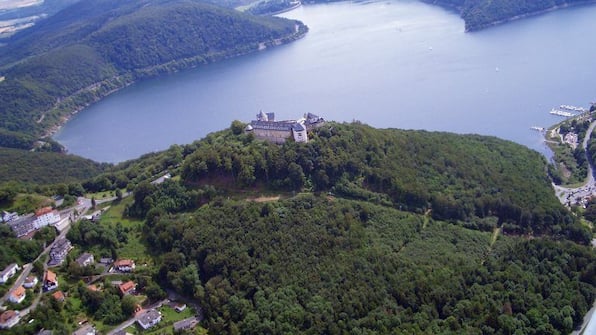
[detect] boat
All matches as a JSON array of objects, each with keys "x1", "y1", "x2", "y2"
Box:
[
  {"x1": 530, "y1": 126, "x2": 545, "y2": 132},
  {"x1": 559, "y1": 105, "x2": 585, "y2": 112},
  {"x1": 549, "y1": 109, "x2": 575, "y2": 117}
]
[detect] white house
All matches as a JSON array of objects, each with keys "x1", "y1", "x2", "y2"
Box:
[
  {"x1": 23, "y1": 275, "x2": 38, "y2": 288},
  {"x1": 33, "y1": 207, "x2": 61, "y2": 229},
  {"x1": 0, "y1": 310, "x2": 20, "y2": 329},
  {"x1": 76, "y1": 253, "x2": 95, "y2": 267},
  {"x1": 0, "y1": 263, "x2": 20, "y2": 284},
  {"x1": 137, "y1": 309, "x2": 161, "y2": 329},
  {"x1": 113, "y1": 259, "x2": 135, "y2": 272}
]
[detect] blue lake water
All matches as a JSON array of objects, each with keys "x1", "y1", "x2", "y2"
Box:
[{"x1": 54, "y1": 0, "x2": 596, "y2": 163}]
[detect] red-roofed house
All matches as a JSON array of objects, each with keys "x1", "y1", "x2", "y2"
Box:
[
  {"x1": 44, "y1": 270, "x2": 58, "y2": 291},
  {"x1": 52, "y1": 290, "x2": 65, "y2": 302},
  {"x1": 0, "y1": 310, "x2": 20, "y2": 329},
  {"x1": 9, "y1": 286, "x2": 26, "y2": 304},
  {"x1": 114, "y1": 259, "x2": 135, "y2": 272},
  {"x1": 118, "y1": 281, "x2": 136, "y2": 296}
]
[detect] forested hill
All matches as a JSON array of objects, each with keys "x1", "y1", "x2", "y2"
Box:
[
  {"x1": 422, "y1": 0, "x2": 595, "y2": 31},
  {"x1": 0, "y1": 0, "x2": 306, "y2": 150},
  {"x1": 117, "y1": 123, "x2": 595, "y2": 334},
  {"x1": 170, "y1": 122, "x2": 591, "y2": 243}
]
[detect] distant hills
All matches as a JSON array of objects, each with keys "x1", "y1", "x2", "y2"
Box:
[
  {"x1": 0, "y1": 0, "x2": 306, "y2": 150},
  {"x1": 422, "y1": 0, "x2": 596, "y2": 31}
]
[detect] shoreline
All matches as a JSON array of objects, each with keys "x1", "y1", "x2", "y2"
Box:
[
  {"x1": 465, "y1": 0, "x2": 596, "y2": 32},
  {"x1": 43, "y1": 25, "x2": 308, "y2": 142}
]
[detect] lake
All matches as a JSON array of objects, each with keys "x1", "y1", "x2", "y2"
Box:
[{"x1": 53, "y1": 0, "x2": 596, "y2": 163}]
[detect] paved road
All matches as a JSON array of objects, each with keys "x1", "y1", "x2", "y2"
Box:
[{"x1": 0, "y1": 198, "x2": 91, "y2": 313}]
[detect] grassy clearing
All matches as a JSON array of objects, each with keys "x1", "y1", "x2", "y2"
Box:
[
  {"x1": 86, "y1": 189, "x2": 124, "y2": 200},
  {"x1": 100, "y1": 197, "x2": 140, "y2": 229}
]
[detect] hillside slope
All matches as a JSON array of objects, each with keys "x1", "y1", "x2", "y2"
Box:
[
  {"x1": 175, "y1": 122, "x2": 591, "y2": 242},
  {"x1": 0, "y1": 0, "x2": 307, "y2": 149},
  {"x1": 110, "y1": 123, "x2": 594, "y2": 333},
  {"x1": 422, "y1": 0, "x2": 595, "y2": 31}
]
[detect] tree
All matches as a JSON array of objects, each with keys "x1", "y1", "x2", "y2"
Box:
[
  {"x1": 287, "y1": 162, "x2": 305, "y2": 191},
  {"x1": 231, "y1": 120, "x2": 245, "y2": 135}
]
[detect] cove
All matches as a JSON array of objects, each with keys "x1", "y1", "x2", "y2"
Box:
[{"x1": 53, "y1": 0, "x2": 596, "y2": 163}]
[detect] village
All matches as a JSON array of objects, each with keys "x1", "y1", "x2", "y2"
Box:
[
  {"x1": 0, "y1": 112, "x2": 325, "y2": 334},
  {"x1": 0, "y1": 173, "x2": 202, "y2": 334}
]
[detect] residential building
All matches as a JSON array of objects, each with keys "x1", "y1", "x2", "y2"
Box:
[
  {"x1": 118, "y1": 280, "x2": 136, "y2": 296},
  {"x1": 0, "y1": 263, "x2": 20, "y2": 284},
  {"x1": 23, "y1": 275, "x2": 38, "y2": 288},
  {"x1": 76, "y1": 252, "x2": 95, "y2": 267},
  {"x1": 173, "y1": 317, "x2": 199, "y2": 332},
  {"x1": 1, "y1": 211, "x2": 19, "y2": 223},
  {"x1": 52, "y1": 290, "x2": 65, "y2": 302},
  {"x1": 137, "y1": 309, "x2": 162, "y2": 329},
  {"x1": 114, "y1": 259, "x2": 135, "y2": 272},
  {"x1": 174, "y1": 303, "x2": 187, "y2": 312},
  {"x1": 9, "y1": 286, "x2": 26, "y2": 304},
  {"x1": 0, "y1": 310, "x2": 20, "y2": 329},
  {"x1": 99, "y1": 257, "x2": 113, "y2": 265},
  {"x1": 72, "y1": 324, "x2": 96, "y2": 335},
  {"x1": 33, "y1": 207, "x2": 61, "y2": 229},
  {"x1": 43, "y1": 270, "x2": 58, "y2": 291},
  {"x1": 7, "y1": 215, "x2": 35, "y2": 238},
  {"x1": 48, "y1": 238, "x2": 72, "y2": 266}
]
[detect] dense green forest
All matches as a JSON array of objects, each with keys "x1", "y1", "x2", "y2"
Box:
[
  {"x1": 119, "y1": 122, "x2": 594, "y2": 332},
  {"x1": 176, "y1": 122, "x2": 590, "y2": 243},
  {"x1": 139, "y1": 194, "x2": 595, "y2": 334},
  {"x1": 1, "y1": 123, "x2": 594, "y2": 334},
  {"x1": 0, "y1": 0, "x2": 306, "y2": 150},
  {"x1": 421, "y1": 0, "x2": 595, "y2": 31},
  {"x1": 0, "y1": 148, "x2": 106, "y2": 186}
]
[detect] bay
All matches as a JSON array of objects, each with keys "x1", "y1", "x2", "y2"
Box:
[{"x1": 53, "y1": 0, "x2": 596, "y2": 163}]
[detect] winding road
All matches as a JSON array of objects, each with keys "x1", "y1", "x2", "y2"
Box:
[{"x1": 553, "y1": 120, "x2": 596, "y2": 206}]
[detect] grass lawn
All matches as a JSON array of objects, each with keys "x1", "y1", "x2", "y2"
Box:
[
  {"x1": 97, "y1": 197, "x2": 151, "y2": 263},
  {"x1": 85, "y1": 189, "x2": 125, "y2": 200}
]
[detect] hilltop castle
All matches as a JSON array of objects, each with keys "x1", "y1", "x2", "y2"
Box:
[{"x1": 246, "y1": 111, "x2": 324, "y2": 143}]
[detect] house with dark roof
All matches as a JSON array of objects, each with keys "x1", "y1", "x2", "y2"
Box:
[
  {"x1": 0, "y1": 263, "x2": 20, "y2": 284},
  {"x1": 72, "y1": 324, "x2": 96, "y2": 335},
  {"x1": 0, "y1": 310, "x2": 20, "y2": 329},
  {"x1": 173, "y1": 317, "x2": 199, "y2": 332},
  {"x1": 137, "y1": 309, "x2": 162, "y2": 329},
  {"x1": 76, "y1": 253, "x2": 95, "y2": 267},
  {"x1": 24, "y1": 275, "x2": 38, "y2": 288},
  {"x1": 48, "y1": 238, "x2": 72, "y2": 266},
  {"x1": 7, "y1": 215, "x2": 35, "y2": 238},
  {"x1": 1, "y1": 211, "x2": 19, "y2": 223}
]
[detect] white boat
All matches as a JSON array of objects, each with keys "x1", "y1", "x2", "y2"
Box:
[{"x1": 550, "y1": 109, "x2": 574, "y2": 117}]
